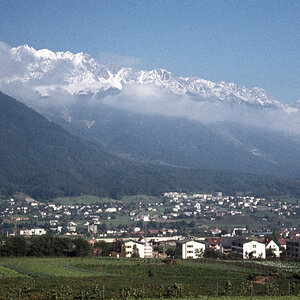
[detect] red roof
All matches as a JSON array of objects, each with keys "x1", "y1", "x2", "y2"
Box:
[
  {"x1": 206, "y1": 237, "x2": 220, "y2": 245},
  {"x1": 131, "y1": 231, "x2": 145, "y2": 235},
  {"x1": 256, "y1": 239, "x2": 265, "y2": 243},
  {"x1": 88, "y1": 238, "x2": 96, "y2": 246},
  {"x1": 277, "y1": 239, "x2": 287, "y2": 245}
]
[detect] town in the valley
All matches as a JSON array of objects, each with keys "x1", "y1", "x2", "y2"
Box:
[{"x1": 0, "y1": 191, "x2": 299, "y2": 259}]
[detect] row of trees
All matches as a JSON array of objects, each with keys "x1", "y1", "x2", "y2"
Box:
[
  {"x1": 0, "y1": 236, "x2": 126, "y2": 258},
  {"x1": 0, "y1": 235, "x2": 91, "y2": 257}
]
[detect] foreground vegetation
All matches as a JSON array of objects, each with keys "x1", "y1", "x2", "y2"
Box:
[{"x1": 0, "y1": 257, "x2": 299, "y2": 299}]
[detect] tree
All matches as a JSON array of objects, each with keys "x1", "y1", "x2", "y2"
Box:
[
  {"x1": 131, "y1": 244, "x2": 139, "y2": 258},
  {"x1": 203, "y1": 248, "x2": 222, "y2": 259},
  {"x1": 195, "y1": 248, "x2": 204, "y2": 258},
  {"x1": 110, "y1": 239, "x2": 123, "y2": 253},
  {"x1": 153, "y1": 245, "x2": 163, "y2": 253},
  {"x1": 94, "y1": 241, "x2": 109, "y2": 256},
  {"x1": 165, "y1": 247, "x2": 175, "y2": 258},
  {"x1": 247, "y1": 251, "x2": 254, "y2": 259},
  {"x1": 70, "y1": 238, "x2": 91, "y2": 257},
  {"x1": 279, "y1": 246, "x2": 286, "y2": 259},
  {"x1": 99, "y1": 223, "x2": 107, "y2": 233},
  {"x1": 271, "y1": 231, "x2": 280, "y2": 242},
  {"x1": 223, "y1": 281, "x2": 232, "y2": 295},
  {"x1": 266, "y1": 247, "x2": 275, "y2": 258}
]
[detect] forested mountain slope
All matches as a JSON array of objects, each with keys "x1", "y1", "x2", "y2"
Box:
[{"x1": 0, "y1": 91, "x2": 300, "y2": 200}]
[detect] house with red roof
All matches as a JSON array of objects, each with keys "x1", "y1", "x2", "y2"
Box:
[{"x1": 205, "y1": 237, "x2": 220, "y2": 251}]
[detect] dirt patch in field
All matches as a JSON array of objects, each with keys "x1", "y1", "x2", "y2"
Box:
[{"x1": 253, "y1": 275, "x2": 276, "y2": 284}]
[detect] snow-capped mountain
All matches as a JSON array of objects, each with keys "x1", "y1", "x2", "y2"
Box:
[
  {"x1": 0, "y1": 44, "x2": 282, "y2": 108},
  {"x1": 1, "y1": 44, "x2": 300, "y2": 178}
]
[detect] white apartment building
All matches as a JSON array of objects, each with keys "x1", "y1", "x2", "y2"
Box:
[
  {"x1": 124, "y1": 239, "x2": 153, "y2": 258},
  {"x1": 176, "y1": 239, "x2": 206, "y2": 259},
  {"x1": 232, "y1": 239, "x2": 266, "y2": 259}
]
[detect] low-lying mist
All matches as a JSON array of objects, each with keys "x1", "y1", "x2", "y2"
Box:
[
  {"x1": 99, "y1": 84, "x2": 300, "y2": 137},
  {"x1": 2, "y1": 80, "x2": 300, "y2": 138}
]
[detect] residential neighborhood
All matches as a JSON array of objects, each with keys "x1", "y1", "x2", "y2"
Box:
[
  {"x1": 90, "y1": 235, "x2": 296, "y2": 260},
  {"x1": 0, "y1": 192, "x2": 299, "y2": 260}
]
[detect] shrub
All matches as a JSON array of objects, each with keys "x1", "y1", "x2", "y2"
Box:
[
  {"x1": 239, "y1": 281, "x2": 253, "y2": 296},
  {"x1": 120, "y1": 286, "x2": 143, "y2": 299}
]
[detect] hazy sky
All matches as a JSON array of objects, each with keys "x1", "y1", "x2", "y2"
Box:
[{"x1": 0, "y1": 0, "x2": 299, "y2": 104}]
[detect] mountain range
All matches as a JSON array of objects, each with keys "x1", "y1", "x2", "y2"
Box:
[
  {"x1": 0, "y1": 44, "x2": 285, "y2": 107},
  {"x1": 0, "y1": 44, "x2": 300, "y2": 180},
  {"x1": 1, "y1": 91, "x2": 300, "y2": 200}
]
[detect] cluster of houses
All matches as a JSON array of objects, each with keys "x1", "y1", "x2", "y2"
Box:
[
  {"x1": 1, "y1": 192, "x2": 300, "y2": 238},
  {"x1": 1, "y1": 197, "x2": 168, "y2": 236},
  {"x1": 1, "y1": 193, "x2": 300, "y2": 263},
  {"x1": 163, "y1": 192, "x2": 299, "y2": 220},
  {"x1": 121, "y1": 236, "x2": 300, "y2": 259}
]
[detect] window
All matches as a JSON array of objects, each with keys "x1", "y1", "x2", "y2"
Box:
[
  {"x1": 253, "y1": 244, "x2": 256, "y2": 248},
  {"x1": 187, "y1": 245, "x2": 193, "y2": 248},
  {"x1": 187, "y1": 250, "x2": 193, "y2": 253}
]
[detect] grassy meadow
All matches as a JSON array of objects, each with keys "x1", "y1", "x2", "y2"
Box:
[{"x1": 52, "y1": 194, "x2": 163, "y2": 206}]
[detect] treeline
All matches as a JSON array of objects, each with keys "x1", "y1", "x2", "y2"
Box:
[{"x1": 0, "y1": 235, "x2": 91, "y2": 257}]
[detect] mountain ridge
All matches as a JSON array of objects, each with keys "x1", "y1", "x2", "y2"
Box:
[{"x1": 0, "y1": 44, "x2": 284, "y2": 108}]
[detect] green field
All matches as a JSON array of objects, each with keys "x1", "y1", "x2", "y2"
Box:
[
  {"x1": 121, "y1": 195, "x2": 163, "y2": 204},
  {"x1": 0, "y1": 257, "x2": 299, "y2": 299},
  {"x1": 52, "y1": 194, "x2": 163, "y2": 206},
  {"x1": 52, "y1": 195, "x2": 115, "y2": 205}
]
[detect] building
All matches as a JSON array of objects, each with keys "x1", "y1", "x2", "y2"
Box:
[
  {"x1": 219, "y1": 237, "x2": 237, "y2": 255},
  {"x1": 231, "y1": 239, "x2": 266, "y2": 259},
  {"x1": 286, "y1": 239, "x2": 300, "y2": 257},
  {"x1": 88, "y1": 238, "x2": 96, "y2": 246},
  {"x1": 205, "y1": 237, "x2": 220, "y2": 251},
  {"x1": 67, "y1": 222, "x2": 77, "y2": 233},
  {"x1": 19, "y1": 228, "x2": 46, "y2": 236},
  {"x1": 277, "y1": 239, "x2": 287, "y2": 250},
  {"x1": 88, "y1": 224, "x2": 98, "y2": 234},
  {"x1": 265, "y1": 240, "x2": 280, "y2": 257},
  {"x1": 124, "y1": 238, "x2": 153, "y2": 258},
  {"x1": 176, "y1": 239, "x2": 205, "y2": 259}
]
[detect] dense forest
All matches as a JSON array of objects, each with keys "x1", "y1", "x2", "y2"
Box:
[{"x1": 1, "y1": 91, "x2": 300, "y2": 200}]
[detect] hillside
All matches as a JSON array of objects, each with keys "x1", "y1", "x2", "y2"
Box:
[
  {"x1": 51, "y1": 103, "x2": 300, "y2": 179},
  {"x1": 1, "y1": 91, "x2": 300, "y2": 200},
  {"x1": 0, "y1": 91, "x2": 186, "y2": 199}
]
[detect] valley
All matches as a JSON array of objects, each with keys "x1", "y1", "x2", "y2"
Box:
[{"x1": 1, "y1": 2, "x2": 299, "y2": 299}]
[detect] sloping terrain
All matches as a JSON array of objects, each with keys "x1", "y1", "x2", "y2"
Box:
[{"x1": 1, "y1": 92, "x2": 300, "y2": 200}]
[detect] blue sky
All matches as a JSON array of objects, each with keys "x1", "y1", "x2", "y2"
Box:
[{"x1": 0, "y1": 0, "x2": 299, "y2": 103}]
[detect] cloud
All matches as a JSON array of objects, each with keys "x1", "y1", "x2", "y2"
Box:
[
  {"x1": 0, "y1": 42, "x2": 29, "y2": 78},
  {"x1": 100, "y1": 83, "x2": 300, "y2": 136},
  {"x1": 97, "y1": 52, "x2": 144, "y2": 69}
]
